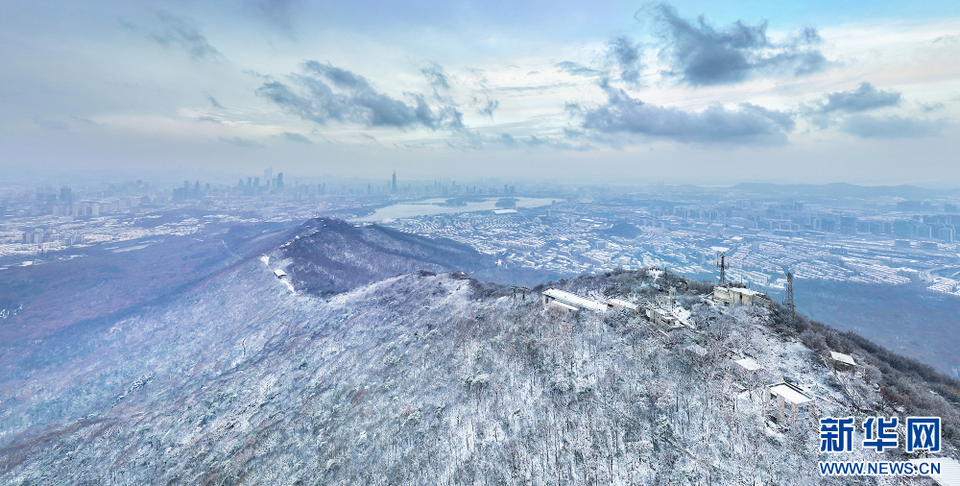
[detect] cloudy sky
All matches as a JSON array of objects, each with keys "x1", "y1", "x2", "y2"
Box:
[{"x1": 1, "y1": 0, "x2": 958, "y2": 185}]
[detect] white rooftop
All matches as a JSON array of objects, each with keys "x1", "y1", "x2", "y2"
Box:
[
  {"x1": 727, "y1": 287, "x2": 763, "y2": 296},
  {"x1": 543, "y1": 288, "x2": 606, "y2": 312},
  {"x1": 768, "y1": 383, "x2": 813, "y2": 405},
  {"x1": 830, "y1": 351, "x2": 857, "y2": 366},
  {"x1": 735, "y1": 357, "x2": 761, "y2": 371}
]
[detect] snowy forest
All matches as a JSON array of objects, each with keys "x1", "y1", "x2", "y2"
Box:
[{"x1": 1, "y1": 219, "x2": 958, "y2": 485}]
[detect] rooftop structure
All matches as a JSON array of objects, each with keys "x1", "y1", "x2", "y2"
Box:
[
  {"x1": 734, "y1": 357, "x2": 762, "y2": 371},
  {"x1": 542, "y1": 288, "x2": 606, "y2": 312},
  {"x1": 766, "y1": 382, "x2": 813, "y2": 406},
  {"x1": 545, "y1": 299, "x2": 579, "y2": 312},
  {"x1": 273, "y1": 269, "x2": 287, "y2": 279},
  {"x1": 829, "y1": 351, "x2": 857, "y2": 370},
  {"x1": 713, "y1": 286, "x2": 765, "y2": 306},
  {"x1": 764, "y1": 382, "x2": 814, "y2": 425},
  {"x1": 646, "y1": 307, "x2": 684, "y2": 329}
]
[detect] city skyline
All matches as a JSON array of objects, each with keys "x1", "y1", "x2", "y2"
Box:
[
  {"x1": 3, "y1": 172, "x2": 960, "y2": 377},
  {"x1": 1, "y1": 1, "x2": 958, "y2": 185}
]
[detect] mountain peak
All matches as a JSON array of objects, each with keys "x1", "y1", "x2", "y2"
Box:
[{"x1": 277, "y1": 217, "x2": 492, "y2": 295}]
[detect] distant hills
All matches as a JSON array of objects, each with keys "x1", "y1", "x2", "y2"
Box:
[
  {"x1": 0, "y1": 219, "x2": 295, "y2": 375},
  {"x1": 730, "y1": 182, "x2": 960, "y2": 198},
  {"x1": 282, "y1": 218, "x2": 493, "y2": 295}
]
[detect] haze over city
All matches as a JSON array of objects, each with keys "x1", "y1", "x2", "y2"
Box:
[{"x1": 1, "y1": 0, "x2": 958, "y2": 185}]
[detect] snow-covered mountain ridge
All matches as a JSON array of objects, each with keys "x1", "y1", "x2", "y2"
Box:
[{"x1": 1, "y1": 218, "x2": 958, "y2": 485}]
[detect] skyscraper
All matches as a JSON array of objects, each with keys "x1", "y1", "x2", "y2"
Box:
[{"x1": 391, "y1": 172, "x2": 398, "y2": 193}]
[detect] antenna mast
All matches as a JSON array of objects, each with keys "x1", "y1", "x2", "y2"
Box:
[
  {"x1": 782, "y1": 271, "x2": 795, "y2": 324},
  {"x1": 717, "y1": 252, "x2": 728, "y2": 285}
]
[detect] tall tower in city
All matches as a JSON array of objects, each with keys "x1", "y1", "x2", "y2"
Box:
[{"x1": 391, "y1": 171, "x2": 398, "y2": 194}]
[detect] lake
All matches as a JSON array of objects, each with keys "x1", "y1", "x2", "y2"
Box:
[{"x1": 350, "y1": 197, "x2": 560, "y2": 222}]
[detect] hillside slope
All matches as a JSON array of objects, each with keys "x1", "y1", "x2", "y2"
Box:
[
  {"x1": 1, "y1": 222, "x2": 958, "y2": 485},
  {"x1": 0, "y1": 220, "x2": 294, "y2": 382},
  {"x1": 281, "y1": 218, "x2": 493, "y2": 295}
]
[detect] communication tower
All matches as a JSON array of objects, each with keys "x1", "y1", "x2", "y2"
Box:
[
  {"x1": 717, "y1": 252, "x2": 728, "y2": 285},
  {"x1": 782, "y1": 271, "x2": 796, "y2": 324}
]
